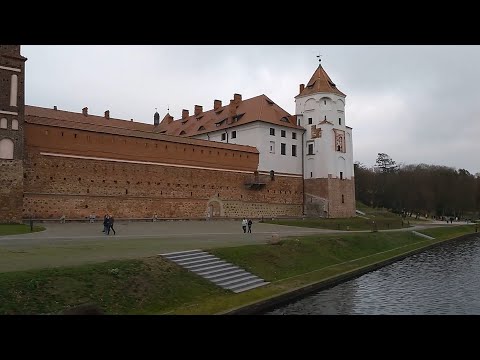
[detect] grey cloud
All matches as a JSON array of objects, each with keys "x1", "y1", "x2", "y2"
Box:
[{"x1": 22, "y1": 45, "x2": 480, "y2": 174}]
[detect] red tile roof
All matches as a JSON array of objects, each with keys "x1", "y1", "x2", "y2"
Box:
[
  {"x1": 296, "y1": 65, "x2": 346, "y2": 98},
  {"x1": 155, "y1": 94, "x2": 303, "y2": 137},
  {"x1": 25, "y1": 105, "x2": 258, "y2": 153}
]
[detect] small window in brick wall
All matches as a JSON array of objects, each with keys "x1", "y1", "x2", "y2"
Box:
[{"x1": 342, "y1": 194, "x2": 345, "y2": 203}]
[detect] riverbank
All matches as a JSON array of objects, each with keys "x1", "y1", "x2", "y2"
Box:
[{"x1": 0, "y1": 225, "x2": 475, "y2": 314}]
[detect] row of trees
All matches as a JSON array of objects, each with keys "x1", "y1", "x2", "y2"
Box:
[{"x1": 354, "y1": 153, "x2": 480, "y2": 219}]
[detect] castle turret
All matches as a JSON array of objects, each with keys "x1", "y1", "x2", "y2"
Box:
[
  {"x1": 0, "y1": 45, "x2": 27, "y2": 223},
  {"x1": 295, "y1": 59, "x2": 355, "y2": 218}
]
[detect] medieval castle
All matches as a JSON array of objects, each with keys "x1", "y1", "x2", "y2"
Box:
[{"x1": 0, "y1": 45, "x2": 355, "y2": 223}]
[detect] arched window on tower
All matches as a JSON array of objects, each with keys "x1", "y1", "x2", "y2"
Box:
[
  {"x1": 0, "y1": 138, "x2": 14, "y2": 159},
  {"x1": 0, "y1": 118, "x2": 7, "y2": 129},
  {"x1": 12, "y1": 119, "x2": 18, "y2": 130}
]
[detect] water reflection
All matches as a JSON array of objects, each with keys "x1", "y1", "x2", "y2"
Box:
[{"x1": 266, "y1": 235, "x2": 480, "y2": 315}]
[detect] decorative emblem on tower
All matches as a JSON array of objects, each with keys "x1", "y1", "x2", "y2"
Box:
[
  {"x1": 311, "y1": 125, "x2": 322, "y2": 139},
  {"x1": 333, "y1": 129, "x2": 346, "y2": 153}
]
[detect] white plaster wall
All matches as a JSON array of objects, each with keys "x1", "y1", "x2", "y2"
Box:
[
  {"x1": 296, "y1": 92, "x2": 353, "y2": 180},
  {"x1": 193, "y1": 122, "x2": 303, "y2": 174}
]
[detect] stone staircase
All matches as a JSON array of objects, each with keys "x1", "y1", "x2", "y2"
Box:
[{"x1": 160, "y1": 249, "x2": 269, "y2": 293}]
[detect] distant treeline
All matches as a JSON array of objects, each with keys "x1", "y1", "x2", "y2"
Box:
[{"x1": 355, "y1": 153, "x2": 480, "y2": 219}]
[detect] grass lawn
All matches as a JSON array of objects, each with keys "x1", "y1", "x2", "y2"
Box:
[
  {"x1": 1, "y1": 225, "x2": 475, "y2": 315},
  {"x1": 265, "y1": 217, "x2": 406, "y2": 231},
  {"x1": 0, "y1": 257, "x2": 226, "y2": 315},
  {"x1": 0, "y1": 224, "x2": 45, "y2": 236},
  {"x1": 418, "y1": 225, "x2": 477, "y2": 240},
  {"x1": 265, "y1": 201, "x2": 429, "y2": 230}
]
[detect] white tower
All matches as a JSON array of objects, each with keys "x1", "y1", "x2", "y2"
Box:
[{"x1": 295, "y1": 59, "x2": 355, "y2": 218}]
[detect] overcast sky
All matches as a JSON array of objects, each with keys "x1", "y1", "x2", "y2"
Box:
[{"x1": 21, "y1": 45, "x2": 480, "y2": 174}]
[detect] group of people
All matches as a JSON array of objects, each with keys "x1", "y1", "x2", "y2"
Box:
[
  {"x1": 102, "y1": 214, "x2": 116, "y2": 235},
  {"x1": 241, "y1": 218, "x2": 253, "y2": 233}
]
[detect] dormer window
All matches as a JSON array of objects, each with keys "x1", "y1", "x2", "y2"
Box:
[
  {"x1": 215, "y1": 118, "x2": 227, "y2": 127},
  {"x1": 179, "y1": 130, "x2": 186, "y2": 135},
  {"x1": 198, "y1": 126, "x2": 206, "y2": 131}
]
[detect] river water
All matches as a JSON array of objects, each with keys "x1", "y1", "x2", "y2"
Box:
[{"x1": 265, "y1": 234, "x2": 480, "y2": 315}]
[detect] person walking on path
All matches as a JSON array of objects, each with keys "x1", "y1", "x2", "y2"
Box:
[
  {"x1": 247, "y1": 218, "x2": 253, "y2": 233},
  {"x1": 103, "y1": 215, "x2": 109, "y2": 234},
  {"x1": 241, "y1": 218, "x2": 247, "y2": 233},
  {"x1": 108, "y1": 215, "x2": 116, "y2": 235}
]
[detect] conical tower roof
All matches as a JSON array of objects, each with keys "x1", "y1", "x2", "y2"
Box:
[{"x1": 296, "y1": 64, "x2": 346, "y2": 98}]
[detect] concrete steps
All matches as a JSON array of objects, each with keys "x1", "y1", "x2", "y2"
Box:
[{"x1": 160, "y1": 249, "x2": 269, "y2": 293}]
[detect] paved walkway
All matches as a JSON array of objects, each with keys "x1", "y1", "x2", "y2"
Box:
[
  {"x1": 1, "y1": 219, "x2": 463, "y2": 244},
  {"x1": 0, "y1": 220, "x2": 470, "y2": 273}
]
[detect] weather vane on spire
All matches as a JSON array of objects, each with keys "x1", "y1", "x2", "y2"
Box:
[{"x1": 317, "y1": 54, "x2": 322, "y2": 64}]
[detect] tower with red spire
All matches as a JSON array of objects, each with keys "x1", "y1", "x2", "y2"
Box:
[{"x1": 295, "y1": 59, "x2": 355, "y2": 218}]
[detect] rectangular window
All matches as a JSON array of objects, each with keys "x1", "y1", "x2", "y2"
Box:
[
  {"x1": 342, "y1": 194, "x2": 345, "y2": 203},
  {"x1": 292, "y1": 132, "x2": 297, "y2": 140},
  {"x1": 270, "y1": 128, "x2": 275, "y2": 136},
  {"x1": 221, "y1": 133, "x2": 226, "y2": 141},
  {"x1": 339, "y1": 118, "x2": 342, "y2": 126},
  {"x1": 292, "y1": 144, "x2": 297, "y2": 157},
  {"x1": 269, "y1": 141, "x2": 275, "y2": 154},
  {"x1": 307, "y1": 143, "x2": 314, "y2": 155},
  {"x1": 281, "y1": 143, "x2": 286, "y2": 155},
  {"x1": 340, "y1": 171, "x2": 343, "y2": 180},
  {"x1": 281, "y1": 130, "x2": 286, "y2": 137},
  {"x1": 308, "y1": 118, "x2": 312, "y2": 125},
  {"x1": 231, "y1": 131, "x2": 237, "y2": 139}
]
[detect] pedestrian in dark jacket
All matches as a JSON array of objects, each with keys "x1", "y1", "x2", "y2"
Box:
[
  {"x1": 247, "y1": 219, "x2": 253, "y2": 233},
  {"x1": 103, "y1": 215, "x2": 109, "y2": 234},
  {"x1": 108, "y1": 215, "x2": 116, "y2": 235}
]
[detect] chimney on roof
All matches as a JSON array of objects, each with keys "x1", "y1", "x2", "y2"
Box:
[
  {"x1": 214, "y1": 99, "x2": 222, "y2": 110},
  {"x1": 229, "y1": 99, "x2": 236, "y2": 117},
  {"x1": 82, "y1": 107, "x2": 88, "y2": 116},
  {"x1": 234, "y1": 93, "x2": 242, "y2": 104},
  {"x1": 300, "y1": 84, "x2": 305, "y2": 93},
  {"x1": 130, "y1": 119, "x2": 133, "y2": 122},
  {"x1": 182, "y1": 109, "x2": 189, "y2": 119},
  {"x1": 53, "y1": 106, "x2": 57, "y2": 110},
  {"x1": 104, "y1": 110, "x2": 110, "y2": 119},
  {"x1": 194, "y1": 105, "x2": 203, "y2": 116}
]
